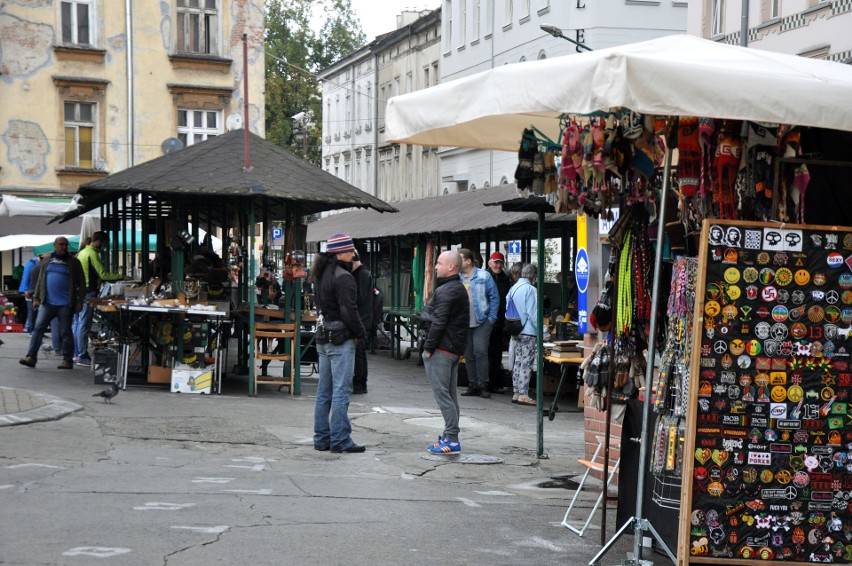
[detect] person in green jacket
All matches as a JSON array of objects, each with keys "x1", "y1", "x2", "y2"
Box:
[{"x1": 73, "y1": 231, "x2": 122, "y2": 366}]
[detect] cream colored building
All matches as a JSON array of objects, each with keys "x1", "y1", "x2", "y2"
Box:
[
  {"x1": 319, "y1": 9, "x2": 442, "y2": 204},
  {"x1": 0, "y1": 0, "x2": 265, "y2": 198},
  {"x1": 688, "y1": 0, "x2": 852, "y2": 61}
]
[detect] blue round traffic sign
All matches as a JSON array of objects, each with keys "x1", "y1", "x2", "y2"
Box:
[{"x1": 575, "y1": 248, "x2": 589, "y2": 293}]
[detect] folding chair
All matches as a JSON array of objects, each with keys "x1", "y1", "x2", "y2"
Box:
[
  {"x1": 561, "y1": 435, "x2": 621, "y2": 537},
  {"x1": 254, "y1": 322, "x2": 296, "y2": 394}
]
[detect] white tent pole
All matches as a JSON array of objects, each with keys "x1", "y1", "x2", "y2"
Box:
[{"x1": 590, "y1": 144, "x2": 677, "y2": 566}]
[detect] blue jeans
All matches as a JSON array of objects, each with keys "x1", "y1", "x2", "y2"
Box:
[
  {"x1": 26, "y1": 304, "x2": 74, "y2": 363},
  {"x1": 313, "y1": 339, "x2": 356, "y2": 451},
  {"x1": 73, "y1": 291, "x2": 97, "y2": 359},
  {"x1": 24, "y1": 298, "x2": 33, "y2": 333},
  {"x1": 463, "y1": 320, "x2": 493, "y2": 390}
]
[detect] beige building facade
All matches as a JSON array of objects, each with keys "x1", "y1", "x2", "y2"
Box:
[{"x1": 0, "y1": 0, "x2": 265, "y2": 198}]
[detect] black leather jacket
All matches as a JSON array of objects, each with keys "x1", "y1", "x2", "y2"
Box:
[
  {"x1": 315, "y1": 258, "x2": 366, "y2": 342},
  {"x1": 420, "y1": 275, "x2": 469, "y2": 356}
]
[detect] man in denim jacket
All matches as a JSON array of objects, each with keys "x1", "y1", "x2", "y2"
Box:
[{"x1": 458, "y1": 249, "x2": 499, "y2": 398}]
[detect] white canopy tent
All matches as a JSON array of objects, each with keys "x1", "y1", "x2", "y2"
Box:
[
  {"x1": 0, "y1": 194, "x2": 98, "y2": 218},
  {"x1": 385, "y1": 34, "x2": 852, "y2": 566},
  {"x1": 386, "y1": 34, "x2": 852, "y2": 150}
]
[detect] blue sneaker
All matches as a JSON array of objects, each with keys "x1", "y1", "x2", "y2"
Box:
[{"x1": 427, "y1": 438, "x2": 461, "y2": 455}]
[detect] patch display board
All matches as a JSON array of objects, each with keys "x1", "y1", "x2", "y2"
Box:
[{"x1": 678, "y1": 220, "x2": 852, "y2": 565}]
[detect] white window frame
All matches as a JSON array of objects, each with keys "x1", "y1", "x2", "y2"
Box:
[
  {"x1": 64, "y1": 101, "x2": 96, "y2": 168},
  {"x1": 485, "y1": 0, "x2": 494, "y2": 35},
  {"x1": 473, "y1": 0, "x2": 481, "y2": 40},
  {"x1": 444, "y1": 0, "x2": 453, "y2": 52},
  {"x1": 521, "y1": 0, "x2": 531, "y2": 18},
  {"x1": 177, "y1": 108, "x2": 222, "y2": 147},
  {"x1": 711, "y1": 0, "x2": 724, "y2": 36},
  {"x1": 345, "y1": 92, "x2": 351, "y2": 134},
  {"x1": 176, "y1": 0, "x2": 220, "y2": 55},
  {"x1": 505, "y1": 0, "x2": 514, "y2": 25},
  {"x1": 770, "y1": 0, "x2": 780, "y2": 19},
  {"x1": 459, "y1": 0, "x2": 467, "y2": 46},
  {"x1": 60, "y1": 0, "x2": 95, "y2": 46}
]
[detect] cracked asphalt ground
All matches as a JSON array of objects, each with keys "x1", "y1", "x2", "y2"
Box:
[{"x1": 0, "y1": 332, "x2": 638, "y2": 565}]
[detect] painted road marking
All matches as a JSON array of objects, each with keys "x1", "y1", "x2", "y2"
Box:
[
  {"x1": 7, "y1": 463, "x2": 63, "y2": 469},
  {"x1": 171, "y1": 525, "x2": 229, "y2": 534},
  {"x1": 0, "y1": 484, "x2": 14, "y2": 490},
  {"x1": 221, "y1": 489, "x2": 271, "y2": 495},
  {"x1": 474, "y1": 490, "x2": 513, "y2": 496},
  {"x1": 225, "y1": 457, "x2": 267, "y2": 471},
  {"x1": 63, "y1": 547, "x2": 132, "y2": 557},
  {"x1": 456, "y1": 497, "x2": 480, "y2": 507},
  {"x1": 224, "y1": 464, "x2": 265, "y2": 471},
  {"x1": 192, "y1": 477, "x2": 235, "y2": 484},
  {"x1": 133, "y1": 502, "x2": 195, "y2": 511}
]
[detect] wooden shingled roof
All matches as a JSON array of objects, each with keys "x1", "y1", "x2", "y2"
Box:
[{"x1": 60, "y1": 129, "x2": 396, "y2": 221}]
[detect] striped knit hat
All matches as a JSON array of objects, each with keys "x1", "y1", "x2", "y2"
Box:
[{"x1": 326, "y1": 233, "x2": 355, "y2": 254}]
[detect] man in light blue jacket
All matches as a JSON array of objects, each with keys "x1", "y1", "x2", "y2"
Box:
[{"x1": 458, "y1": 248, "x2": 499, "y2": 398}]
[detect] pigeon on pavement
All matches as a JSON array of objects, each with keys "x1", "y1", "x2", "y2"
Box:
[{"x1": 93, "y1": 383, "x2": 120, "y2": 403}]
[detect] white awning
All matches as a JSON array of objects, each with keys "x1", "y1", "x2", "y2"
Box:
[{"x1": 386, "y1": 34, "x2": 852, "y2": 151}]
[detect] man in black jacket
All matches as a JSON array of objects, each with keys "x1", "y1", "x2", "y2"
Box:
[
  {"x1": 486, "y1": 252, "x2": 512, "y2": 393},
  {"x1": 351, "y1": 253, "x2": 372, "y2": 394},
  {"x1": 312, "y1": 234, "x2": 368, "y2": 454},
  {"x1": 421, "y1": 250, "x2": 469, "y2": 455}
]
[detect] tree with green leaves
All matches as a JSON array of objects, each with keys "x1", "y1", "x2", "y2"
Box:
[{"x1": 265, "y1": 0, "x2": 366, "y2": 165}]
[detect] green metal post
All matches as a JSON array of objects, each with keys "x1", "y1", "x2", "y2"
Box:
[
  {"x1": 536, "y1": 209, "x2": 545, "y2": 458},
  {"x1": 248, "y1": 200, "x2": 256, "y2": 396}
]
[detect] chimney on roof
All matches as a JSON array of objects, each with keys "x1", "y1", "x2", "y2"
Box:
[{"x1": 396, "y1": 9, "x2": 429, "y2": 29}]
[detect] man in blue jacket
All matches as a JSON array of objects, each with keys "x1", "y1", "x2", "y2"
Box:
[
  {"x1": 19, "y1": 237, "x2": 84, "y2": 369},
  {"x1": 458, "y1": 248, "x2": 499, "y2": 398}
]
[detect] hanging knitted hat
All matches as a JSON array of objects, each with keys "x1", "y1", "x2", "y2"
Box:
[
  {"x1": 514, "y1": 128, "x2": 538, "y2": 190},
  {"x1": 677, "y1": 117, "x2": 701, "y2": 197}
]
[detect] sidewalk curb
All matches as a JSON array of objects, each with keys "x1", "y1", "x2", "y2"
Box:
[{"x1": 0, "y1": 387, "x2": 83, "y2": 427}]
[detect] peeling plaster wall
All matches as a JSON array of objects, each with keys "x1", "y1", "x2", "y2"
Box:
[{"x1": 0, "y1": 0, "x2": 265, "y2": 196}]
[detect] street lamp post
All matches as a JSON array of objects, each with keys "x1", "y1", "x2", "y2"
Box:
[{"x1": 540, "y1": 24, "x2": 593, "y2": 51}]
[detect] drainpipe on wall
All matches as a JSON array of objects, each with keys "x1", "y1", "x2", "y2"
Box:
[
  {"x1": 489, "y1": 0, "x2": 495, "y2": 187},
  {"x1": 125, "y1": 0, "x2": 134, "y2": 167},
  {"x1": 740, "y1": 0, "x2": 749, "y2": 47},
  {"x1": 373, "y1": 52, "x2": 379, "y2": 198}
]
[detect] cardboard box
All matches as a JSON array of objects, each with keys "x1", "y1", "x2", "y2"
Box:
[
  {"x1": 147, "y1": 365, "x2": 172, "y2": 384},
  {"x1": 171, "y1": 369, "x2": 213, "y2": 394}
]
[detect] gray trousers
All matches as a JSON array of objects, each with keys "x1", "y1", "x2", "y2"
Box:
[
  {"x1": 464, "y1": 320, "x2": 493, "y2": 390},
  {"x1": 425, "y1": 350, "x2": 460, "y2": 443}
]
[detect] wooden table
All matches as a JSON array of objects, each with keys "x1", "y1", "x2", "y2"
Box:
[{"x1": 543, "y1": 354, "x2": 585, "y2": 420}]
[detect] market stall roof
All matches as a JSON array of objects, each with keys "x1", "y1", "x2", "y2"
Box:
[
  {"x1": 305, "y1": 185, "x2": 572, "y2": 242},
  {"x1": 386, "y1": 34, "x2": 852, "y2": 151},
  {"x1": 57, "y1": 129, "x2": 396, "y2": 223}
]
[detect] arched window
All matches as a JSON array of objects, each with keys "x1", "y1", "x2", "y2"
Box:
[{"x1": 538, "y1": 50, "x2": 547, "y2": 60}]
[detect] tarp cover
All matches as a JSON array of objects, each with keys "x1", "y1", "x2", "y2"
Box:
[{"x1": 386, "y1": 34, "x2": 852, "y2": 151}]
